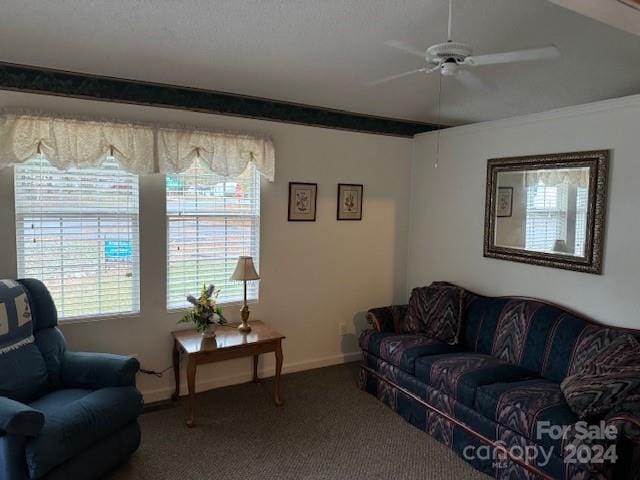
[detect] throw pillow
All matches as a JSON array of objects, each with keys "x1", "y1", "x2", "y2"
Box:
[
  {"x1": 366, "y1": 305, "x2": 408, "y2": 333},
  {"x1": 561, "y1": 366, "x2": 640, "y2": 419},
  {"x1": 581, "y1": 332, "x2": 640, "y2": 375},
  {"x1": 406, "y1": 283, "x2": 464, "y2": 344}
]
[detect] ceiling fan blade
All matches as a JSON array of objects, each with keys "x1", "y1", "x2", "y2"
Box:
[
  {"x1": 453, "y1": 69, "x2": 495, "y2": 92},
  {"x1": 368, "y1": 66, "x2": 434, "y2": 86},
  {"x1": 384, "y1": 40, "x2": 426, "y2": 58},
  {"x1": 463, "y1": 46, "x2": 560, "y2": 67}
]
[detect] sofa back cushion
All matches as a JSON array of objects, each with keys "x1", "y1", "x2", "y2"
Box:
[
  {"x1": 406, "y1": 283, "x2": 464, "y2": 344},
  {"x1": 0, "y1": 280, "x2": 49, "y2": 402},
  {"x1": 462, "y1": 295, "x2": 635, "y2": 384}
]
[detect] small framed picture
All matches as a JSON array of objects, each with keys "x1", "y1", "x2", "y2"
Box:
[
  {"x1": 496, "y1": 187, "x2": 513, "y2": 218},
  {"x1": 337, "y1": 183, "x2": 363, "y2": 221},
  {"x1": 288, "y1": 182, "x2": 317, "y2": 221}
]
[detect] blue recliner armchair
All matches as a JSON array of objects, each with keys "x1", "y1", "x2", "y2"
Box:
[{"x1": 0, "y1": 279, "x2": 143, "y2": 480}]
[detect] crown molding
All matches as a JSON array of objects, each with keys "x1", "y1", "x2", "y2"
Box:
[
  {"x1": 0, "y1": 61, "x2": 441, "y2": 138},
  {"x1": 416, "y1": 94, "x2": 640, "y2": 138}
]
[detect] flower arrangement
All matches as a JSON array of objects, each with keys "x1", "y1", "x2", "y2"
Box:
[{"x1": 178, "y1": 284, "x2": 227, "y2": 335}]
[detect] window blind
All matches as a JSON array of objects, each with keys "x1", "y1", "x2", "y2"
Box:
[
  {"x1": 14, "y1": 157, "x2": 140, "y2": 320},
  {"x1": 525, "y1": 184, "x2": 568, "y2": 252},
  {"x1": 574, "y1": 187, "x2": 588, "y2": 257},
  {"x1": 166, "y1": 159, "x2": 260, "y2": 309}
]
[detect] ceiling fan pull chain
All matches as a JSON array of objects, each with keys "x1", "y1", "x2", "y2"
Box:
[
  {"x1": 447, "y1": 0, "x2": 453, "y2": 42},
  {"x1": 434, "y1": 72, "x2": 443, "y2": 169}
]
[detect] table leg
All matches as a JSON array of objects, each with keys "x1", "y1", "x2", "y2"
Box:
[
  {"x1": 186, "y1": 356, "x2": 197, "y2": 427},
  {"x1": 252, "y1": 355, "x2": 260, "y2": 383},
  {"x1": 171, "y1": 339, "x2": 180, "y2": 402},
  {"x1": 274, "y1": 340, "x2": 284, "y2": 406}
]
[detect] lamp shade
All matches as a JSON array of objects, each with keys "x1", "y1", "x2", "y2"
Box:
[{"x1": 230, "y1": 256, "x2": 260, "y2": 281}]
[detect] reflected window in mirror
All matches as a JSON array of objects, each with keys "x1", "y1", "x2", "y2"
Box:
[{"x1": 485, "y1": 151, "x2": 608, "y2": 274}]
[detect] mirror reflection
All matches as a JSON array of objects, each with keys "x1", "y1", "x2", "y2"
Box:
[{"x1": 494, "y1": 167, "x2": 590, "y2": 258}]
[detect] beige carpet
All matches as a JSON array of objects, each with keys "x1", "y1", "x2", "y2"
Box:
[{"x1": 110, "y1": 362, "x2": 489, "y2": 480}]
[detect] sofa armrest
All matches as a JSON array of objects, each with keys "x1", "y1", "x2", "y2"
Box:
[
  {"x1": 0, "y1": 396, "x2": 44, "y2": 437},
  {"x1": 61, "y1": 352, "x2": 140, "y2": 389},
  {"x1": 606, "y1": 412, "x2": 640, "y2": 443},
  {"x1": 366, "y1": 304, "x2": 408, "y2": 333}
]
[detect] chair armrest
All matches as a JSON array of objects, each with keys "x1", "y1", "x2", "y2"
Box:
[
  {"x1": 61, "y1": 352, "x2": 140, "y2": 389},
  {"x1": 366, "y1": 304, "x2": 408, "y2": 333},
  {"x1": 0, "y1": 397, "x2": 44, "y2": 437}
]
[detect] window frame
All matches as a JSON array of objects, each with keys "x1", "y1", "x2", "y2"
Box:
[
  {"x1": 164, "y1": 161, "x2": 261, "y2": 312},
  {"x1": 14, "y1": 157, "x2": 141, "y2": 322}
]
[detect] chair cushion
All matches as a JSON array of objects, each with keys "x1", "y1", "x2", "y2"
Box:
[
  {"x1": 415, "y1": 353, "x2": 535, "y2": 407},
  {"x1": 26, "y1": 386, "x2": 143, "y2": 479},
  {"x1": 406, "y1": 283, "x2": 464, "y2": 344},
  {"x1": 358, "y1": 330, "x2": 462, "y2": 375},
  {"x1": 475, "y1": 378, "x2": 578, "y2": 452},
  {"x1": 17, "y1": 279, "x2": 58, "y2": 332}
]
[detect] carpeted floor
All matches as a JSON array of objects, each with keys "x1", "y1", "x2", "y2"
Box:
[{"x1": 110, "y1": 362, "x2": 489, "y2": 480}]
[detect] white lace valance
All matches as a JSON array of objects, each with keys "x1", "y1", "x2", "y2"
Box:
[
  {"x1": 525, "y1": 168, "x2": 590, "y2": 188},
  {"x1": 157, "y1": 127, "x2": 275, "y2": 181},
  {"x1": 0, "y1": 112, "x2": 275, "y2": 181},
  {"x1": 0, "y1": 113, "x2": 156, "y2": 173}
]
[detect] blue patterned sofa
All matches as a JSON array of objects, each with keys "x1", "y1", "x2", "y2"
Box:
[
  {"x1": 0, "y1": 279, "x2": 143, "y2": 480},
  {"x1": 359, "y1": 285, "x2": 640, "y2": 480}
]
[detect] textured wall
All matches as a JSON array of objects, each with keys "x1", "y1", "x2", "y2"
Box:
[
  {"x1": 0, "y1": 90, "x2": 412, "y2": 402},
  {"x1": 408, "y1": 95, "x2": 640, "y2": 329}
]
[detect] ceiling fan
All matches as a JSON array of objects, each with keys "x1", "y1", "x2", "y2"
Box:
[{"x1": 369, "y1": 0, "x2": 561, "y2": 90}]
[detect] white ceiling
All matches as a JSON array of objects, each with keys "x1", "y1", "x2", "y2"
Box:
[{"x1": 1, "y1": 0, "x2": 639, "y2": 125}]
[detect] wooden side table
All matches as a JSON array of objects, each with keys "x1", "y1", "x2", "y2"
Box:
[{"x1": 171, "y1": 320, "x2": 285, "y2": 427}]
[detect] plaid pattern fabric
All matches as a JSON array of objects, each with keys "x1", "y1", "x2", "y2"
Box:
[{"x1": 406, "y1": 283, "x2": 464, "y2": 344}]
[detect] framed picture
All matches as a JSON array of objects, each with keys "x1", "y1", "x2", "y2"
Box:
[
  {"x1": 496, "y1": 187, "x2": 513, "y2": 218},
  {"x1": 337, "y1": 183, "x2": 363, "y2": 221},
  {"x1": 288, "y1": 182, "x2": 317, "y2": 221}
]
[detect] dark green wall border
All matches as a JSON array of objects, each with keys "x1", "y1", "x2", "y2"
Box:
[{"x1": 0, "y1": 62, "x2": 440, "y2": 137}]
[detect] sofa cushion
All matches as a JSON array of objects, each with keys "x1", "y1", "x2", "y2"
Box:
[
  {"x1": 475, "y1": 378, "x2": 578, "y2": 452},
  {"x1": 358, "y1": 330, "x2": 462, "y2": 375},
  {"x1": 573, "y1": 331, "x2": 640, "y2": 376},
  {"x1": 562, "y1": 365, "x2": 640, "y2": 419},
  {"x1": 462, "y1": 296, "x2": 622, "y2": 384},
  {"x1": 406, "y1": 284, "x2": 464, "y2": 344},
  {"x1": 26, "y1": 386, "x2": 143, "y2": 479},
  {"x1": 415, "y1": 353, "x2": 535, "y2": 407}
]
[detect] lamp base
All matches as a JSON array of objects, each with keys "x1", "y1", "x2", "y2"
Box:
[{"x1": 238, "y1": 304, "x2": 252, "y2": 333}]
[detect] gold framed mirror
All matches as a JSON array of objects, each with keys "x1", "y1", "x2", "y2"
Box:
[{"x1": 484, "y1": 150, "x2": 609, "y2": 274}]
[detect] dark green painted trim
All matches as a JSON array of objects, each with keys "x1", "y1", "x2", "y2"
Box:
[{"x1": 0, "y1": 61, "x2": 441, "y2": 137}]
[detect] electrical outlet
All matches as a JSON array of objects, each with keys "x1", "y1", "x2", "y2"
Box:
[{"x1": 339, "y1": 323, "x2": 348, "y2": 336}]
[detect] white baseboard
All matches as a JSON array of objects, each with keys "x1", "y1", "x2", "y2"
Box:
[{"x1": 142, "y1": 350, "x2": 362, "y2": 404}]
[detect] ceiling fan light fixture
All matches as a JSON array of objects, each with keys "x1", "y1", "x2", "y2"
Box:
[{"x1": 440, "y1": 62, "x2": 458, "y2": 76}]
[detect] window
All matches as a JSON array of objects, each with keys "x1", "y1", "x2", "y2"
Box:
[
  {"x1": 166, "y1": 160, "x2": 260, "y2": 309},
  {"x1": 14, "y1": 157, "x2": 140, "y2": 319},
  {"x1": 574, "y1": 187, "x2": 588, "y2": 257},
  {"x1": 525, "y1": 183, "x2": 568, "y2": 252}
]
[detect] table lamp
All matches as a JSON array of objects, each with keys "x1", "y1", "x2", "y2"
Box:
[{"x1": 230, "y1": 256, "x2": 260, "y2": 333}]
